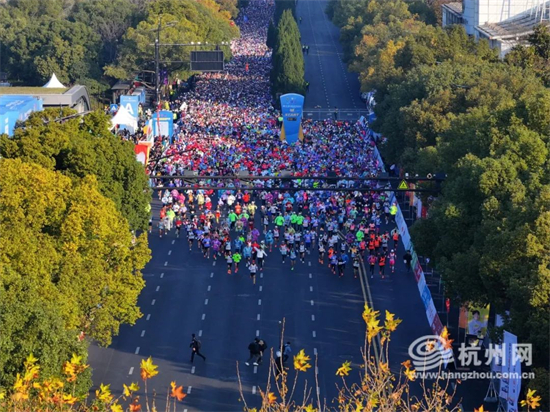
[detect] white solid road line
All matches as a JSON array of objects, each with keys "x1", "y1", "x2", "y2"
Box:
[
  {"x1": 191, "y1": 366, "x2": 195, "y2": 374},
  {"x1": 187, "y1": 386, "x2": 192, "y2": 394},
  {"x1": 204, "y1": 299, "x2": 209, "y2": 305},
  {"x1": 141, "y1": 330, "x2": 145, "y2": 337},
  {"x1": 156, "y1": 286, "x2": 160, "y2": 292},
  {"x1": 129, "y1": 367, "x2": 134, "y2": 375},
  {"x1": 160, "y1": 273, "x2": 164, "y2": 278},
  {"x1": 146, "y1": 314, "x2": 151, "y2": 321},
  {"x1": 202, "y1": 313, "x2": 206, "y2": 320},
  {"x1": 135, "y1": 347, "x2": 140, "y2": 354},
  {"x1": 168, "y1": 250, "x2": 172, "y2": 255},
  {"x1": 151, "y1": 299, "x2": 156, "y2": 305}
]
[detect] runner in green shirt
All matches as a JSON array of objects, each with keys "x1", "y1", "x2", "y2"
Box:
[
  {"x1": 275, "y1": 214, "x2": 285, "y2": 227},
  {"x1": 232, "y1": 252, "x2": 242, "y2": 272}
]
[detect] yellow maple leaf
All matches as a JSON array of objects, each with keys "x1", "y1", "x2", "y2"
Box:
[
  {"x1": 401, "y1": 360, "x2": 412, "y2": 369},
  {"x1": 367, "y1": 317, "x2": 383, "y2": 342},
  {"x1": 124, "y1": 382, "x2": 140, "y2": 397},
  {"x1": 355, "y1": 399, "x2": 364, "y2": 412},
  {"x1": 267, "y1": 392, "x2": 277, "y2": 404},
  {"x1": 293, "y1": 349, "x2": 312, "y2": 372},
  {"x1": 170, "y1": 382, "x2": 186, "y2": 401},
  {"x1": 404, "y1": 368, "x2": 416, "y2": 381},
  {"x1": 95, "y1": 383, "x2": 113, "y2": 403},
  {"x1": 520, "y1": 389, "x2": 541, "y2": 409},
  {"x1": 140, "y1": 357, "x2": 159, "y2": 381},
  {"x1": 111, "y1": 403, "x2": 123, "y2": 412},
  {"x1": 63, "y1": 394, "x2": 79, "y2": 405},
  {"x1": 336, "y1": 361, "x2": 352, "y2": 377},
  {"x1": 474, "y1": 407, "x2": 484, "y2": 412},
  {"x1": 304, "y1": 404, "x2": 317, "y2": 412},
  {"x1": 384, "y1": 310, "x2": 402, "y2": 332},
  {"x1": 379, "y1": 362, "x2": 389, "y2": 374}
]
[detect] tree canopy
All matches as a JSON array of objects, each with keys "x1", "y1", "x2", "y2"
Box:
[
  {"x1": 270, "y1": 9, "x2": 305, "y2": 97},
  {"x1": 0, "y1": 109, "x2": 152, "y2": 231},
  {"x1": 0, "y1": 158, "x2": 150, "y2": 391},
  {"x1": 0, "y1": 0, "x2": 241, "y2": 97},
  {"x1": 329, "y1": 0, "x2": 550, "y2": 406},
  {"x1": 104, "y1": 0, "x2": 239, "y2": 80}
]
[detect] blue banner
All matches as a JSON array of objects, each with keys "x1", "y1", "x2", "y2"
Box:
[
  {"x1": 152, "y1": 110, "x2": 174, "y2": 141},
  {"x1": 120, "y1": 95, "x2": 140, "y2": 119},
  {"x1": 280, "y1": 93, "x2": 304, "y2": 144}
]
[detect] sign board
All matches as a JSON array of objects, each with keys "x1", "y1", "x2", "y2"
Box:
[
  {"x1": 119, "y1": 95, "x2": 139, "y2": 118},
  {"x1": 109, "y1": 104, "x2": 118, "y2": 113},
  {"x1": 279, "y1": 93, "x2": 304, "y2": 144},
  {"x1": 152, "y1": 110, "x2": 174, "y2": 140},
  {"x1": 397, "y1": 180, "x2": 408, "y2": 190},
  {"x1": 190, "y1": 51, "x2": 224, "y2": 72}
]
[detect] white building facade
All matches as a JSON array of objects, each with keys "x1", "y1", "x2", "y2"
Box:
[{"x1": 442, "y1": 0, "x2": 550, "y2": 57}]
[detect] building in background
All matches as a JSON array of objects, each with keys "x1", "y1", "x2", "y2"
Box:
[
  {"x1": 0, "y1": 73, "x2": 91, "y2": 115},
  {"x1": 442, "y1": 0, "x2": 550, "y2": 57}
]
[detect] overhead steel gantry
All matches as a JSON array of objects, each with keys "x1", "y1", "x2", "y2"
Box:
[{"x1": 149, "y1": 174, "x2": 445, "y2": 193}]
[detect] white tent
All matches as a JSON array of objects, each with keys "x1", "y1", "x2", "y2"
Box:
[
  {"x1": 110, "y1": 105, "x2": 138, "y2": 133},
  {"x1": 43, "y1": 73, "x2": 65, "y2": 88}
]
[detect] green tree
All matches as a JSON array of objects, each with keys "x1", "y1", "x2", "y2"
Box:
[
  {"x1": 0, "y1": 109, "x2": 152, "y2": 231},
  {"x1": 70, "y1": 0, "x2": 141, "y2": 64},
  {"x1": 105, "y1": 0, "x2": 239, "y2": 80},
  {"x1": 0, "y1": 158, "x2": 149, "y2": 391},
  {"x1": 271, "y1": 9, "x2": 305, "y2": 97}
]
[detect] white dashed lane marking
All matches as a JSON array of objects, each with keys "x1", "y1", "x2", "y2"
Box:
[
  {"x1": 141, "y1": 330, "x2": 145, "y2": 337},
  {"x1": 164, "y1": 261, "x2": 168, "y2": 266},
  {"x1": 160, "y1": 273, "x2": 164, "y2": 278},
  {"x1": 146, "y1": 314, "x2": 151, "y2": 321},
  {"x1": 129, "y1": 367, "x2": 134, "y2": 375},
  {"x1": 191, "y1": 366, "x2": 195, "y2": 374},
  {"x1": 151, "y1": 299, "x2": 156, "y2": 305},
  {"x1": 202, "y1": 313, "x2": 206, "y2": 320},
  {"x1": 204, "y1": 299, "x2": 209, "y2": 305},
  {"x1": 168, "y1": 250, "x2": 172, "y2": 255},
  {"x1": 156, "y1": 286, "x2": 160, "y2": 292},
  {"x1": 135, "y1": 347, "x2": 140, "y2": 354}
]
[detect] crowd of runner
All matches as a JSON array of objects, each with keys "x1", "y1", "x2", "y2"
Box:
[{"x1": 142, "y1": 0, "x2": 404, "y2": 281}]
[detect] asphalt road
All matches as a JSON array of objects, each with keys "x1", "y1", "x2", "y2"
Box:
[
  {"x1": 87, "y1": 2, "x2": 473, "y2": 410},
  {"x1": 297, "y1": 0, "x2": 366, "y2": 118},
  {"x1": 89, "y1": 195, "x2": 434, "y2": 411}
]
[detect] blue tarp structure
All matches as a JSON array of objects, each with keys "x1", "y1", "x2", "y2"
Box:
[
  {"x1": 152, "y1": 110, "x2": 174, "y2": 141},
  {"x1": 0, "y1": 95, "x2": 43, "y2": 136}
]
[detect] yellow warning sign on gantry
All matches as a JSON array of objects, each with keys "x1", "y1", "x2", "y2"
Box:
[{"x1": 397, "y1": 180, "x2": 408, "y2": 190}]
